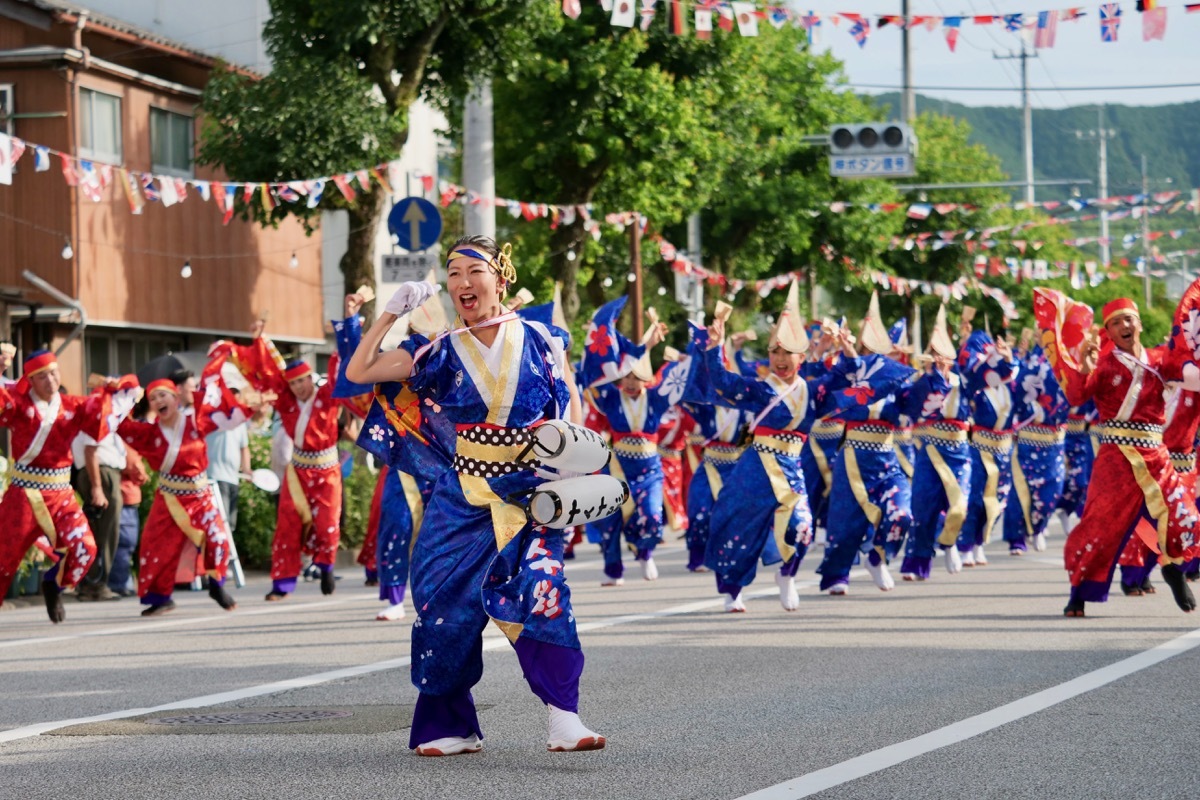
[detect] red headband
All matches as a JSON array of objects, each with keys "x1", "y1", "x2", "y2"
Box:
[
  {"x1": 285, "y1": 362, "x2": 313, "y2": 381},
  {"x1": 1102, "y1": 298, "x2": 1139, "y2": 325},
  {"x1": 146, "y1": 379, "x2": 178, "y2": 397},
  {"x1": 23, "y1": 352, "x2": 56, "y2": 377}
]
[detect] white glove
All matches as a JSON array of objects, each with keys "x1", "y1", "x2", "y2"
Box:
[{"x1": 384, "y1": 281, "x2": 439, "y2": 317}]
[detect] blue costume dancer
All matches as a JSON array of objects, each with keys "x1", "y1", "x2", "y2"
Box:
[
  {"x1": 887, "y1": 320, "x2": 918, "y2": 480},
  {"x1": 900, "y1": 306, "x2": 973, "y2": 580},
  {"x1": 956, "y1": 329, "x2": 1019, "y2": 567},
  {"x1": 332, "y1": 300, "x2": 432, "y2": 621},
  {"x1": 1057, "y1": 399, "x2": 1098, "y2": 531},
  {"x1": 580, "y1": 304, "x2": 676, "y2": 584},
  {"x1": 1002, "y1": 346, "x2": 1069, "y2": 555},
  {"x1": 347, "y1": 236, "x2": 608, "y2": 757},
  {"x1": 683, "y1": 400, "x2": 751, "y2": 573},
  {"x1": 817, "y1": 296, "x2": 917, "y2": 594},
  {"x1": 702, "y1": 285, "x2": 827, "y2": 611}
]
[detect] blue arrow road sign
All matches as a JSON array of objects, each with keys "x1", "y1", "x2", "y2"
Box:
[{"x1": 387, "y1": 197, "x2": 443, "y2": 252}]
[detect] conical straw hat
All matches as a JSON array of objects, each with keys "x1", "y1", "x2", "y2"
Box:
[
  {"x1": 928, "y1": 303, "x2": 956, "y2": 359},
  {"x1": 860, "y1": 291, "x2": 892, "y2": 355},
  {"x1": 769, "y1": 279, "x2": 809, "y2": 354}
]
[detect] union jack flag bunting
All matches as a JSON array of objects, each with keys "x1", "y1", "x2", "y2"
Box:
[
  {"x1": 1003, "y1": 13, "x2": 1023, "y2": 31},
  {"x1": 849, "y1": 17, "x2": 870, "y2": 47},
  {"x1": 1100, "y1": 3, "x2": 1122, "y2": 41}
]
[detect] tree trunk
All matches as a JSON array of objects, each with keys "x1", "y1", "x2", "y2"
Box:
[
  {"x1": 549, "y1": 220, "x2": 586, "y2": 323},
  {"x1": 338, "y1": 186, "x2": 388, "y2": 322}
]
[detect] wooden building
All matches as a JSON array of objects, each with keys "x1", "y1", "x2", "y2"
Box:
[{"x1": 0, "y1": 0, "x2": 324, "y2": 391}]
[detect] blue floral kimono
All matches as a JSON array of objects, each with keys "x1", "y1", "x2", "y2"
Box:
[
  {"x1": 1002, "y1": 348, "x2": 1068, "y2": 552},
  {"x1": 358, "y1": 316, "x2": 591, "y2": 748},
  {"x1": 899, "y1": 364, "x2": 973, "y2": 579},
  {"x1": 956, "y1": 330, "x2": 1020, "y2": 554},
  {"x1": 701, "y1": 346, "x2": 832, "y2": 597},
  {"x1": 798, "y1": 360, "x2": 843, "y2": 532},
  {"x1": 332, "y1": 315, "x2": 432, "y2": 604},
  {"x1": 816, "y1": 354, "x2": 917, "y2": 589},
  {"x1": 682, "y1": 402, "x2": 751, "y2": 571},
  {"x1": 1058, "y1": 400, "x2": 1098, "y2": 517},
  {"x1": 583, "y1": 356, "x2": 690, "y2": 580}
]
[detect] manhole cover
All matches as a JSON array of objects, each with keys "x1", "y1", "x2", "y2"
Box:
[{"x1": 147, "y1": 709, "x2": 354, "y2": 726}]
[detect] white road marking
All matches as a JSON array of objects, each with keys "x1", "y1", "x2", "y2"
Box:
[
  {"x1": 0, "y1": 568, "x2": 797, "y2": 743},
  {"x1": 0, "y1": 595, "x2": 376, "y2": 651},
  {"x1": 735, "y1": 626, "x2": 1200, "y2": 800}
]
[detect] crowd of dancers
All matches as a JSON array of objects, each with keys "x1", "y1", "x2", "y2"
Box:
[{"x1": 4, "y1": 235, "x2": 1200, "y2": 756}]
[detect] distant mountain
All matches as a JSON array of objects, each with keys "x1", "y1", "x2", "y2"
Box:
[{"x1": 868, "y1": 92, "x2": 1200, "y2": 202}]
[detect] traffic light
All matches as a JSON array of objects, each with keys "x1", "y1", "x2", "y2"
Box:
[{"x1": 828, "y1": 122, "x2": 917, "y2": 178}]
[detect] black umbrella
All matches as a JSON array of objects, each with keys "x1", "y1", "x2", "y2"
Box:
[{"x1": 135, "y1": 351, "x2": 210, "y2": 387}]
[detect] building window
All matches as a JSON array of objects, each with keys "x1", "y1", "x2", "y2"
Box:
[
  {"x1": 79, "y1": 88, "x2": 122, "y2": 164},
  {"x1": 150, "y1": 107, "x2": 194, "y2": 177},
  {"x1": 85, "y1": 331, "x2": 186, "y2": 378},
  {"x1": 0, "y1": 84, "x2": 13, "y2": 137}
]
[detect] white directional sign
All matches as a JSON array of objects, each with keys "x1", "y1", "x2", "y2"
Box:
[
  {"x1": 381, "y1": 252, "x2": 438, "y2": 284},
  {"x1": 829, "y1": 154, "x2": 916, "y2": 178}
]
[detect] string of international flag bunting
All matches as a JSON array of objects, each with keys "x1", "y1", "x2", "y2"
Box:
[
  {"x1": 0, "y1": 131, "x2": 1196, "y2": 317},
  {"x1": 574, "y1": 1, "x2": 1199, "y2": 47}
]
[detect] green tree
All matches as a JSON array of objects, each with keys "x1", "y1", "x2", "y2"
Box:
[{"x1": 198, "y1": 0, "x2": 555, "y2": 302}]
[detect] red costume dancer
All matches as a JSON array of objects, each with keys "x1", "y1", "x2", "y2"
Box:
[
  {"x1": 118, "y1": 375, "x2": 246, "y2": 616},
  {"x1": 1043, "y1": 296, "x2": 1200, "y2": 616},
  {"x1": 0, "y1": 351, "x2": 129, "y2": 623},
  {"x1": 656, "y1": 405, "x2": 691, "y2": 533},
  {"x1": 1117, "y1": 386, "x2": 1200, "y2": 595},
  {"x1": 226, "y1": 333, "x2": 344, "y2": 600}
]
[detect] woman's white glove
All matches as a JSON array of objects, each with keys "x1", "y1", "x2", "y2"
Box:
[{"x1": 384, "y1": 281, "x2": 440, "y2": 317}]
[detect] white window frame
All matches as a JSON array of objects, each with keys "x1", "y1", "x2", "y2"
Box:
[
  {"x1": 0, "y1": 84, "x2": 13, "y2": 137},
  {"x1": 78, "y1": 87, "x2": 123, "y2": 165},
  {"x1": 149, "y1": 106, "x2": 194, "y2": 178}
]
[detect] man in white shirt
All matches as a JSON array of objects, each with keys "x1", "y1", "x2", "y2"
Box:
[
  {"x1": 206, "y1": 389, "x2": 251, "y2": 534},
  {"x1": 72, "y1": 427, "x2": 127, "y2": 601}
]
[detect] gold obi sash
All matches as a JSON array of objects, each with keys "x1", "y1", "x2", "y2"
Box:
[
  {"x1": 915, "y1": 420, "x2": 969, "y2": 445},
  {"x1": 159, "y1": 473, "x2": 209, "y2": 496},
  {"x1": 808, "y1": 420, "x2": 846, "y2": 443},
  {"x1": 1098, "y1": 420, "x2": 1163, "y2": 448},
  {"x1": 751, "y1": 427, "x2": 806, "y2": 458},
  {"x1": 703, "y1": 442, "x2": 744, "y2": 466},
  {"x1": 844, "y1": 423, "x2": 895, "y2": 451},
  {"x1": 1017, "y1": 424, "x2": 1066, "y2": 447},
  {"x1": 611, "y1": 431, "x2": 659, "y2": 460},
  {"x1": 293, "y1": 446, "x2": 339, "y2": 470},
  {"x1": 970, "y1": 427, "x2": 1013, "y2": 455},
  {"x1": 1170, "y1": 451, "x2": 1196, "y2": 474},
  {"x1": 10, "y1": 465, "x2": 71, "y2": 491}
]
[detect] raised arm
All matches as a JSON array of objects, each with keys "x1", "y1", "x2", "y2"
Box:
[{"x1": 344, "y1": 281, "x2": 439, "y2": 384}]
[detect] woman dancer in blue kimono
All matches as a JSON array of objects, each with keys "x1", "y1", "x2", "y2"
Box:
[
  {"x1": 1057, "y1": 399, "x2": 1098, "y2": 534},
  {"x1": 679, "y1": 325, "x2": 753, "y2": 572},
  {"x1": 956, "y1": 328, "x2": 1019, "y2": 567},
  {"x1": 346, "y1": 235, "x2": 604, "y2": 757},
  {"x1": 1002, "y1": 346, "x2": 1068, "y2": 556},
  {"x1": 702, "y1": 285, "x2": 829, "y2": 612},
  {"x1": 582, "y1": 324, "x2": 675, "y2": 585},
  {"x1": 332, "y1": 294, "x2": 431, "y2": 621},
  {"x1": 899, "y1": 306, "x2": 973, "y2": 580},
  {"x1": 815, "y1": 305, "x2": 917, "y2": 595}
]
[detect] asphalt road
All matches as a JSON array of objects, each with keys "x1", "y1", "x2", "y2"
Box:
[{"x1": 3, "y1": 525, "x2": 1199, "y2": 800}]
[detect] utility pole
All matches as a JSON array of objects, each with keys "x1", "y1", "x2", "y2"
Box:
[
  {"x1": 630, "y1": 217, "x2": 644, "y2": 342},
  {"x1": 901, "y1": 1, "x2": 919, "y2": 352},
  {"x1": 901, "y1": 0, "x2": 915, "y2": 123},
  {"x1": 462, "y1": 82, "x2": 495, "y2": 239},
  {"x1": 1074, "y1": 106, "x2": 1116, "y2": 266},
  {"x1": 1142, "y1": 154, "x2": 1152, "y2": 309},
  {"x1": 686, "y1": 213, "x2": 705, "y2": 323},
  {"x1": 994, "y1": 45, "x2": 1038, "y2": 205}
]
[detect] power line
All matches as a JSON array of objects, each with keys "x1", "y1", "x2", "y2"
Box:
[{"x1": 845, "y1": 81, "x2": 1200, "y2": 92}]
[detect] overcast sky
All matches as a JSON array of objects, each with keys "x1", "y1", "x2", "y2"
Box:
[{"x1": 812, "y1": 1, "x2": 1199, "y2": 110}]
